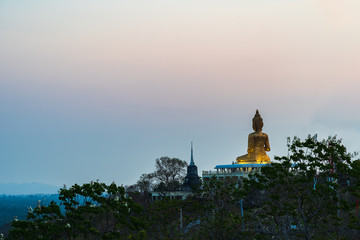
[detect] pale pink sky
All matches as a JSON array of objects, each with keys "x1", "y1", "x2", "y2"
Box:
[{"x1": 0, "y1": 0, "x2": 359, "y2": 187}]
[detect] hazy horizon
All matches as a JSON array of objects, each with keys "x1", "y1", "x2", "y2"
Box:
[{"x1": 0, "y1": 182, "x2": 60, "y2": 195}]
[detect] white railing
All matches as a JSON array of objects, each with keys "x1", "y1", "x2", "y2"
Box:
[{"x1": 202, "y1": 170, "x2": 249, "y2": 176}]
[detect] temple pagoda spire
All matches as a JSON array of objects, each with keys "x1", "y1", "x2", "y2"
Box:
[
  {"x1": 190, "y1": 141, "x2": 194, "y2": 165},
  {"x1": 183, "y1": 141, "x2": 200, "y2": 191}
]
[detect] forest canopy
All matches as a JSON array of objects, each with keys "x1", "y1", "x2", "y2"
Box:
[{"x1": 2, "y1": 135, "x2": 360, "y2": 240}]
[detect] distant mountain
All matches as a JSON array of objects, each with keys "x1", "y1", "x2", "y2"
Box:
[{"x1": 0, "y1": 183, "x2": 60, "y2": 195}]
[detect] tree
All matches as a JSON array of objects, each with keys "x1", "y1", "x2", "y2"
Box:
[
  {"x1": 126, "y1": 174, "x2": 154, "y2": 207},
  {"x1": 142, "y1": 195, "x2": 205, "y2": 240},
  {"x1": 152, "y1": 157, "x2": 187, "y2": 193},
  {"x1": 8, "y1": 181, "x2": 145, "y2": 240},
  {"x1": 190, "y1": 178, "x2": 250, "y2": 240},
  {"x1": 144, "y1": 199, "x2": 183, "y2": 240},
  {"x1": 136, "y1": 174, "x2": 154, "y2": 193},
  {"x1": 130, "y1": 157, "x2": 187, "y2": 195},
  {"x1": 348, "y1": 159, "x2": 360, "y2": 238},
  {"x1": 242, "y1": 135, "x2": 357, "y2": 240}
]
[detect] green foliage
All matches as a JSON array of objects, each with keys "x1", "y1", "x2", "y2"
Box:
[
  {"x1": 183, "y1": 178, "x2": 250, "y2": 240},
  {"x1": 144, "y1": 199, "x2": 183, "y2": 239},
  {"x1": 8, "y1": 181, "x2": 144, "y2": 240},
  {"x1": 350, "y1": 160, "x2": 360, "y2": 198},
  {"x1": 0, "y1": 194, "x2": 59, "y2": 235},
  {"x1": 243, "y1": 135, "x2": 358, "y2": 239},
  {"x1": 5, "y1": 136, "x2": 360, "y2": 240}
]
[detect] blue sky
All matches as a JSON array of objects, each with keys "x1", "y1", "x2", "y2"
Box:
[{"x1": 0, "y1": 0, "x2": 359, "y2": 187}]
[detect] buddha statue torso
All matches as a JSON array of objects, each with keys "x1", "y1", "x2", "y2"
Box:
[{"x1": 236, "y1": 110, "x2": 271, "y2": 164}]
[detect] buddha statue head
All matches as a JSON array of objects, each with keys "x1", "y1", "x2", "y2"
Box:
[{"x1": 252, "y1": 109, "x2": 263, "y2": 132}]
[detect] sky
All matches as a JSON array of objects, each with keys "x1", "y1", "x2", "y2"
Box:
[{"x1": 0, "y1": 0, "x2": 360, "y2": 188}]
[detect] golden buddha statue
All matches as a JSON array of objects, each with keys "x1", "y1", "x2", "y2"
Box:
[{"x1": 236, "y1": 110, "x2": 271, "y2": 164}]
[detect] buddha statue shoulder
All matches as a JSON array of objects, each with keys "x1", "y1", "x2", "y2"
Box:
[{"x1": 236, "y1": 110, "x2": 271, "y2": 164}]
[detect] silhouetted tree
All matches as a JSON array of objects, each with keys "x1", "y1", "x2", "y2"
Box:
[
  {"x1": 242, "y1": 135, "x2": 357, "y2": 240},
  {"x1": 131, "y1": 157, "x2": 187, "y2": 195},
  {"x1": 152, "y1": 157, "x2": 187, "y2": 193},
  {"x1": 8, "y1": 181, "x2": 145, "y2": 240}
]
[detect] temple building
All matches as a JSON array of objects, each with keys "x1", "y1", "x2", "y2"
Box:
[
  {"x1": 183, "y1": 142, "x2": 201, "y2": 191},
  {"x1": 151, "y1": 142, "x2": 200, "y2": 201},
  {"x1": 202, "y1": 110, "x2": 271, "y2": 182}
]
